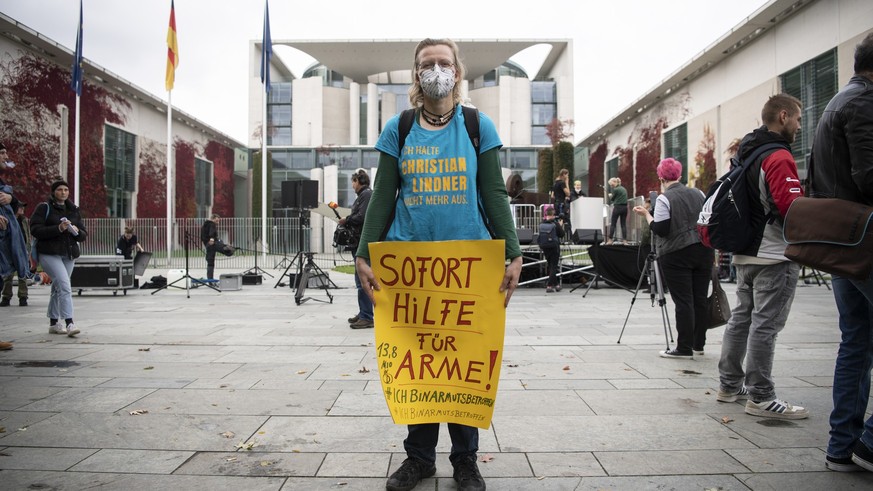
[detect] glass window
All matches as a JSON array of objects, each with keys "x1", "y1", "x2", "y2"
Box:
[
  {"x1": 104, "y1": 125, "x2": 136, "y2": 217},
  {"x1": 663, "y1": 123, "x2": 688, "y2": 182},
  {"x1": 267, "y1": 83, "x2": 292, "y2": 146},
  {"x1": 531, "y1": 126, "x2": 549, "y2": 145},
  {"x1": 606, "y1": 157, "x2": 619, "y2": 180},
  {"x1": 531, "y1": 81, "x2": 556, "y2": 103},
  {"x1": 194, "y1": 157, "x2": 213, "y2": 218},
  {"x1": 531, "y1": 80, "x2": 556, "y2": 144},
  {"x1": 780, "y1": 48, "x2": 838, "y2": 177},
  {"x1": 532, "y1": 105, "x2": 556, "y2": 125}
]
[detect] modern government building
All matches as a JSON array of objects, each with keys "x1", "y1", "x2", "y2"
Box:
[{"x1": 0, "y1": 0, "x2": 871, "y2": 251}]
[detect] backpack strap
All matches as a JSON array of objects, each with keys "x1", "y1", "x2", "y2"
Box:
[
  {"x1": 461, "y1": 105, "x2": 480, "y2": 155},
  {"x1": 738, "y1": 142, "x2": 790, "y2": 224}
]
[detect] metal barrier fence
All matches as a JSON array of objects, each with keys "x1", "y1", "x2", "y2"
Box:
[{"x1": 80, "y1": 217, "x2": 356, "y2": 273}]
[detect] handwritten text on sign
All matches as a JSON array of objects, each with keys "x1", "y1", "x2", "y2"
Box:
[{"x1": 370, "y1": 240, "x2": 506, "y2": 429}]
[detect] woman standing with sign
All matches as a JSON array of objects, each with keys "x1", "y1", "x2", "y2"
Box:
[{"x1": 355, "y1": 38, "x2": 522, "y2": 491}]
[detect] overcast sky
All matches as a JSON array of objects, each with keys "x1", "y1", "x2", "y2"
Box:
[{"x1": 1, "y1": 0, "x2": 769, "y2": 144}]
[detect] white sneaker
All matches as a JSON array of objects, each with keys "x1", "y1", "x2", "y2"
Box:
[
  {"x1": 49, "y1": 324, "x2": 67, "y2": 335},
  {"x1": 745, "y1": 398, "x2": 809, "y2": 419},
  {"x1": 693, "y1": 350, "x2": 705, "y2": 356},
  {"x1": 717, "y1": 385, "x2": 749, "y2": 403},
  {"x1": 66, "y1": 324, "x2": 80, "y2": 337}
]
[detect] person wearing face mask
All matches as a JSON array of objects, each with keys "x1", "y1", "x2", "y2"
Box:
[
  {"x1": 354, "y1": 38, "x2": 522, "y2": 491},
  {"x1": 633, "y1": 158, "x2": 712, "y2": 359},
  {"x1": 30, "y1": 179, "x2": 87, "y2": 337},
  {"x1": 570, "y1": 179, "x2": 586, "y2": 201}
]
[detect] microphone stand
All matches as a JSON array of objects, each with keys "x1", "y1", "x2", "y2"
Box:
[{"x1": 152, "y1": 231, "x2": 221, "y2": 298}]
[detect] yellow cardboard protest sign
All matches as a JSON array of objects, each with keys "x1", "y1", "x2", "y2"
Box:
[{"x1": 370, "y1": 240, "x2": 506, "y2": 429}]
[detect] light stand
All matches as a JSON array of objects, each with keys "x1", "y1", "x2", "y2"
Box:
[
  {"x1": 238, "y1": 237, "x2": 273, "y2": 278},
  {"x1": 616, "y1": 231, "x2": 672, "y2": 347},
  {"x1": 152, "y1": 231, "x2": 221, "y2": 298},
  {"x1": 274, "y1": 208, "x2": 337, "y2": 303}
]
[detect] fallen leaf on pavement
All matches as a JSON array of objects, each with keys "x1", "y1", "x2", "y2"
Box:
[
  {"x1": 259, "y1": 460, "x2": 274, "y2": 467},
  {"x1": 296, "y1": 370, "x2": 307, "y2": 374},
  {"x1": 479, "y1": 454, "x2": 494, "y2": 463},
  {"x1": 507, "y1": 364, "x2": 518, "y2": 368},
  {"x1": 562, "y1": 366, "x2": 570, "y2": 371},
  {"x1": 143, "y1": 366, "x2": 154, "y2": 370},
  {"x1": 236, "y1": 440, "x2": 257, "y2": 450},
  {"x1": 138, "y1": 348, "x2": 150, "y2": 352},
  {"x1": 225, "y1": 457, "x2": 237, "y2": 462},
  {"x1": 721, "y1": 416, "x2": 734, "y2": 424},
  {"x1": 358, "y1": 366, "x2": 370, "y2": 373},
  {"x1": 129, "y1": 409, "x2": 148, "y2": 416},
  {"x1": 220, "y1": 431, "x2": 235, "y2": 439}
]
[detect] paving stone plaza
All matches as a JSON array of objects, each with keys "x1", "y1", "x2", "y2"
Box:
[{"x1": 1, "y1": 267, "x2": 872, "y2": 490}]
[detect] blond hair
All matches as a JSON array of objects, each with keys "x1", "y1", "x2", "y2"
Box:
[{"x1": 408, "y1": 38, "x2": 466, "y2": 107}]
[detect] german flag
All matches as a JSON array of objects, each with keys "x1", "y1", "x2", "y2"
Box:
[{"x1": 165, "y1": 0, "x2": 179, "y2": 91}]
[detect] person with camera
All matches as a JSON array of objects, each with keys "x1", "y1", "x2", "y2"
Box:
[
  {"x1": 341, "y1": 169, "x2": 373, "y2": 329},
  {"x1": 633, "y1": 159, "x2": 711, "y2": 359}
]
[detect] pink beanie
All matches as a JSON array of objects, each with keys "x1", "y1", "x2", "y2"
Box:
[{"x1": 657, "y1": 158, "x2": 683, "y2": 181}]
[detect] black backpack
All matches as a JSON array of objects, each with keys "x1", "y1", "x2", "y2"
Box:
[
  {"x1": 537, "y1": 221, "x2": 559, "y2": 248},
  {"x1": 697, "y1": 142, "x2": 788, "y2": 252}
]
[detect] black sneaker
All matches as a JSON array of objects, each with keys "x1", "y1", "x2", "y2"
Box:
[
  {"x1": 826, "y1": 454, "x2": 863, "y2": 472},
  {"x1": 0, "y1": 297, "x2": 9, "y2": 307},
  {"x1": 659, "y1": 349, "x2": 692, "y2": 359},
  {"x1": 18, "y1": 298, "x2": 27, "y2": 307},
  {"x1": 453, "y1": 454, "x2": 485, "y2": 491},
  {"x1": 386, "y1": 457, "x2": 436, "y2": 491},
  {"x1": 852, "y1": 440, "x2": 873, "y2": 472}
]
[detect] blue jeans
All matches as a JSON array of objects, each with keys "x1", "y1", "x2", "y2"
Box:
[
  {"x1": 404, "y1": 423, "x2": 478, "y2": 465},
  {"x1": 718, "y1": 261, "x2": 799, "y2": 402},
  {"x1": 39, "y1": 254, "x2": 76, "y2": 321},
  {"x1": 354, "y1": 260, "x2": 373, "y2": 321},
  {"x1": 827, "y1": 272, "x2": 873, "y2": 459}
]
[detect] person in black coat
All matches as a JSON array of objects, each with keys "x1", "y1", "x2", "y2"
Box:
[
  {"x1": 200, "y1": 214, "x2": 220, "y2": 280},
  {"x1": 30, "y1": 179, "x2": 87, "y2": 337},
  {"x1": 340, "y1": 169, "x2": 373, "y2": 329}
]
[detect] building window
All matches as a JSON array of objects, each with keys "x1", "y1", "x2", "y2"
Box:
[
  {"x1": 780, "y1": 48, "x2": 838, "y2": 177},
  {"x1": 531, "y1": 80, "x2": 556, "y2": 145},
  {"x1": 104, "y1": 125, "x2": 136, "y2": 218},
  {"x1": 194, "y1": 157, "x2": 213, "y2": 218},
  {"x1": 267, "y1": 82, "x2": 292, "y2": 146},
  {"x1": 663, "y1": 123, "x2": 688, "y2": 182},
  {"x1": 605, "y1": 156, "x2": 619, "y2": 180}
]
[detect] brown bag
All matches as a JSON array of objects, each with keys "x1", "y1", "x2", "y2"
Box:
[
  {"x1": 783, "y1": 197, "x2": 873, "y2": 281},
  {"x1": 706, "y1": 268, "x2": 731, "y2": 329}
]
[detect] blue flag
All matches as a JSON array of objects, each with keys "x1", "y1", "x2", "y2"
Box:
[
  {"x1": 260, "y1": 0, "x2": 272, "y2": 93},
  {"x1": 71, "y1": 0, "x2": 83, "y2": 96}
]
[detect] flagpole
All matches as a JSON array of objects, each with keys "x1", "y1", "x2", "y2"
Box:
[
  {"x1": 167, "y1": 92, "x2": 173, "y2": 267},
  {"x1": 74, "y1": 94, "x2": 80, "y2": 204},
  {"x1": 261, "y1": 77, "x2": 267, "y2": 261}
]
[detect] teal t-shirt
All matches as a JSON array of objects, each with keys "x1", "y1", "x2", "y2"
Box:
[{"x1": 374, "y1": 106, "x2": 502, "y2": 242}]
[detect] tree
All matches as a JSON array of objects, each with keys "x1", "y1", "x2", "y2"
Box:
[{"x1": 537, "y1": 147, "x2": 553, "y2": 194}]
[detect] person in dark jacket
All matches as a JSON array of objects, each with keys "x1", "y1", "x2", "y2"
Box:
[
  {"x1": 340, "y1": 169, "x2": 374, "y2": 329},
  {"x1": 30, "y1": 179, "x2": 87, "y2": 337},
  {"x1": 633, "y1": 158, "x2": 711, "y2": 358},
  {"x1": 811, "y1": 32, "x2": 873, "y2": 473},
  {"x1": 116, "y1": 226, "x2": 143, "y2": 260},
  {"x1": 716, "y1": 94, "x2": 806, "y2": 421},
  {"x1": 538, "y1": 206, "x2": 564, "y2": 293},
  {"x1": 200, "y1": 214, "x2": 220, "y2": 280}
]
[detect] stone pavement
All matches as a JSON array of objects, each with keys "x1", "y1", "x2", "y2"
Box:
[{"x1": 1, "y1": 266, "x2": 872, "y2": 490}]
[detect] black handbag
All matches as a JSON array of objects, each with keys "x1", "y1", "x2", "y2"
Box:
[{"x1": 706, "y1": 268, "x2": 731, "y2": 329}]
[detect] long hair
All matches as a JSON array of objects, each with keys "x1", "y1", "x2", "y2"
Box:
[{"x1": 408, "y1": 38, "x2": 466, "y2": 107}]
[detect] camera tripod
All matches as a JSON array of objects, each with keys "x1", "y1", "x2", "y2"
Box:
[
  {"x1": 616, "y1": 235, "x2": 673, "y2": 348},
  {"x1": 274, "y1": 209, "x2": 337, "y2": 304},
  {"x1": 152, "y1": 231, "x2": 221, "y2": 298}
]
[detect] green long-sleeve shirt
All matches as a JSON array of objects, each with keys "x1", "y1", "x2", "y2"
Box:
[
  {"x1": 355, "y1": 147, "x2": 522, "y2": 261},
  {"x1": 610, "y1": 185, "x2": 628, "y2": 205}
]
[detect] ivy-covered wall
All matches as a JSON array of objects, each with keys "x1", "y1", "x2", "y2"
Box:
[{"x1": 0, "y1": 51, "x2": 237, "y2": 218}]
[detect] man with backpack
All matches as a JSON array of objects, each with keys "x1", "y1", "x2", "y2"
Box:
[
  {"x1": 538, "y1": 206, "x2": 564, "y2": 293},
  {"x1": 716, "y1": 94, "x2": 807, "y2": 420}
]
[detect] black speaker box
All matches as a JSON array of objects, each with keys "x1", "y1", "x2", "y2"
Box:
[
  {"x1": 516, "y1": 228, "x2": 534, "y2": 245},
  {"x1": 281, "y1": 180, "x2": 319, "y2": 209},
  {"x1": 242, "y1": 274, "x2": 263, "y2": 285},
  {"x1": 573, "y1": 229, "x2": 602, "y2": 245}
]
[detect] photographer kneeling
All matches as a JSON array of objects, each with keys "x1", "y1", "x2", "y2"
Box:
[{"x1": 341, "y1": 169, "x2": 373, "y2": 329}]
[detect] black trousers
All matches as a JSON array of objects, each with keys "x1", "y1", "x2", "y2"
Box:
[
  {"x1": 609, "y1": 204, "x2": 628, "y2": 240},
  {"x1": 659, "y1": 242, "x2": 713, "y2": 353},
  {"x1": 542, "y1": 246, "x2": 560, "y2": 287},
  {"x1": 204, "y1": 243, "x2": 216, "y2": 279}
]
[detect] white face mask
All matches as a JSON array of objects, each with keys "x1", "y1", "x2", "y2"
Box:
[{"x1": 419, "y1": 64, "x2": 456, "y2": 100}]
